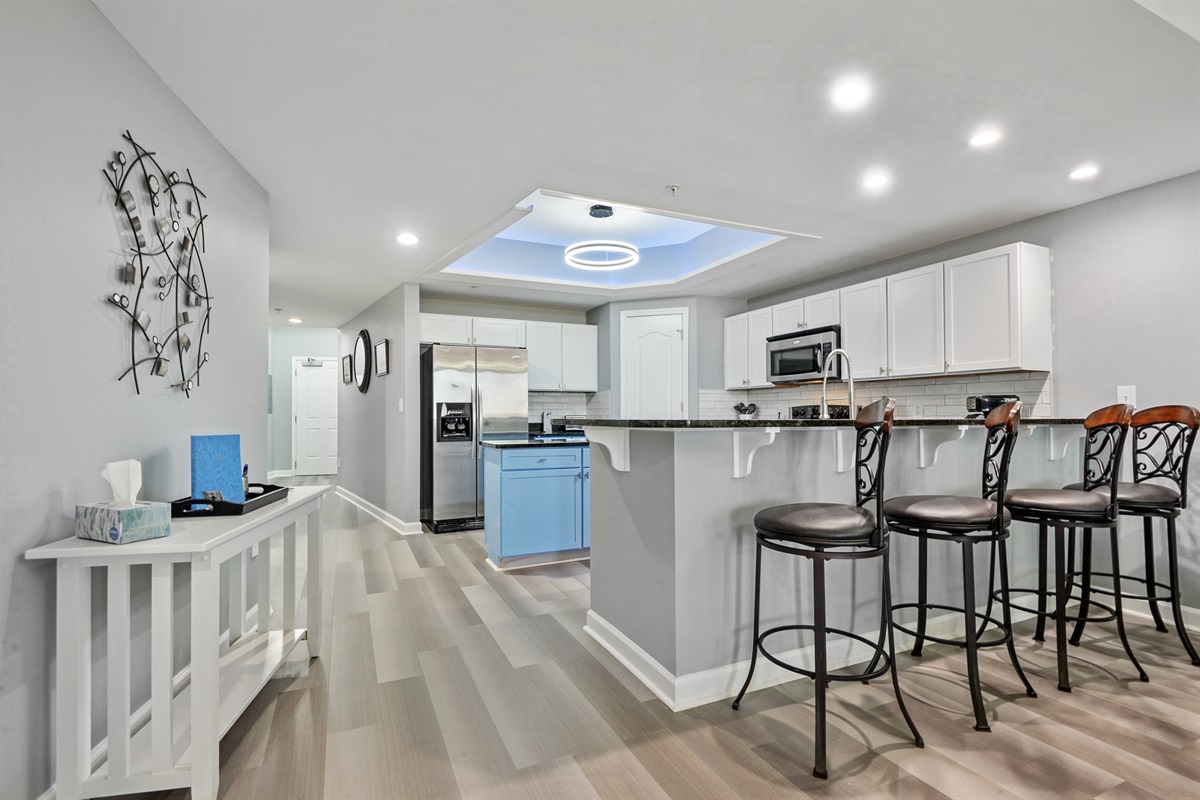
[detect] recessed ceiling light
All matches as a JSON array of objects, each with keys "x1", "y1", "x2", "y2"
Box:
[
  {"x1": 288, "y1": 317, "x2": 303, "y2": 324},
  {"x1": 396, "y1": 232, "x2": 420, "y2": 245},
  {"x1": 969, "y1": 128, "x2": 1002, "y2": 147},
  {"x1": 1068, "y1": 164, "x2": 1099, "y2": 180},
  {"x1": 862, "y1": 170, "x2": 890, "y2": 191},
  {"x1": 831, "y1": 75, "x2": 872, "y2": 112}
]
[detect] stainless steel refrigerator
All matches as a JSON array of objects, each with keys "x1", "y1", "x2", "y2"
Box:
[{"x1": 420, "y1": 344, "x2": 528, "y2": 532}]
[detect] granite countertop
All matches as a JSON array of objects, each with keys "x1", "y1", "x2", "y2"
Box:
[
  {"x1": 481, "y1": 435, "x2": 590, "y2": 449},
  {"x1": 562, "y1": 417, "x2": 1085, "y2": 429}
]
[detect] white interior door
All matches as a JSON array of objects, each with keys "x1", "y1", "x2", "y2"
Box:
[
  {"x1": 621, "y1": 309, "x2": 687, "y2": 419},
  {"x1": 293, "y1": 357, "x2": 339, "y2": 475}
]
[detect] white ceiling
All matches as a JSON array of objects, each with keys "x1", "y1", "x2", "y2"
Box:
[{"x1": 95, "y1": 0, "x2": 1200, "y2": 328}]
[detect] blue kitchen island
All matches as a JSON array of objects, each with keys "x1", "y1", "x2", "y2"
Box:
[{"x1": 481, "y1": 437, "x2": 590, "y2": 570}]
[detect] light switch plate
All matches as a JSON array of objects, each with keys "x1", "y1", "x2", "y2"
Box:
[
  {"x1": 1117, "y1": 385, "x2": 1136, "y2": 406},
  {"x1": 397, "y1": 398, "x2": 404, "y2": 413}
]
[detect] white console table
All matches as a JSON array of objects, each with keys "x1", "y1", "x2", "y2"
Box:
[{"x1": 27, "y1": 484, "x2": 331, "y2": 800}]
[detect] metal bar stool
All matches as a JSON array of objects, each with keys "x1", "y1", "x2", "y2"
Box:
[
  {"x1": 882, "y1": 401, "x2": 1037, "y2": 732},
  {"x1": 732, "y1": 398, "x2": 923, "y2": 780},
  {"x1": 1001, "y1": 403, "x2": 1145, "y2": 692},
  {"x1": 1063, "y1": 405, "x2": 1199, "y2": 665}
]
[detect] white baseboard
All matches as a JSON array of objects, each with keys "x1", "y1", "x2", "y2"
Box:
[
  {"x1": 585, "y1": 604, "x2": 1053, "y2": 712},
  {"x1": 267, "y1": 469, "x2": 294, "y2": 480},
  {"x1": 334, "y1": 486, "x2": 422, "y2": 535}
]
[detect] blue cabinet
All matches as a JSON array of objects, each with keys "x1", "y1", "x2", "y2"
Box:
[{"x1": 483, "y1": 445, "x2": 590, "y2": 567}]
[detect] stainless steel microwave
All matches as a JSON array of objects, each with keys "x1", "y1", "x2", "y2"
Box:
[{"x1": 766, "y1": 325, "x2": 841, "y2": 384}]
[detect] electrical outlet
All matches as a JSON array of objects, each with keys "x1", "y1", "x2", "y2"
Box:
[
  {"x1": 397, "y1": 398, "x2": 404, "y2": 413},
  {"x1": 1117, "y1": 385, "x2": 1136, "y2": 407}
]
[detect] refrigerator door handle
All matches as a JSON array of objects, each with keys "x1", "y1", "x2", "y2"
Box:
[{"x1": 474, "y1": 381, "x2": 481, "y2": 460}]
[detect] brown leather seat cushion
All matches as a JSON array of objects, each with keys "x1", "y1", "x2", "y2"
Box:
[
  {"x1": 1005, "y1": 488, "x2": 1110, "y2": 515},
  {"x1": 883, "y1": 495, "x2": 1009, "y2": 528},
  {"x1": 1062, "y1": 481, "x2": 1181, "y2": 508},
  {"x1": 754, "y1": 502, "x2": 876, "y2": 544}
]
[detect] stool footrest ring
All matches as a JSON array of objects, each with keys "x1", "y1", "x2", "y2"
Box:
[
  {"x1": 757, "y1": 624, "x2": 892, "y2": 683},
  {"x1": 992, "y1": 587, "x2": 1118, "y2": 625},
  {"x1": 891, "y1": 602, "x2": 1012, "y2": 650},
  {"x1": 1064, "y1": 570, "x2": 1174, "y2": 603}
]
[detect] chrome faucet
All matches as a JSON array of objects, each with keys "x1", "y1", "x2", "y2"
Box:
[
  {"x1": 541, "y1": 410, "x2": 555, "y2": 433},
  {"x1": 819, "y1": 349, "x2": 855, "y2": 420}
]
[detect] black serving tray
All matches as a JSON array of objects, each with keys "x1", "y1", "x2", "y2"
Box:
[{"x1": 171, "y1": 483, "x2": 290, "y2": 518}]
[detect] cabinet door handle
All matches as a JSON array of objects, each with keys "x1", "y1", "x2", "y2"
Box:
[{"x1": 879, "y1": 367, "x2": 885, "y2": 375}]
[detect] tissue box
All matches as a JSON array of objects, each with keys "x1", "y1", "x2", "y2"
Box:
[{"x1": 75, "y1": 502, "x2": 171, "y2": 545}]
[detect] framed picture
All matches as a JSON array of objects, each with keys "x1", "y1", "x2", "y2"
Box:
[
  {"x1": 374, "y1": 338, "x2": 390, "y2": 376},
  {"x1": 342, "y1": 354, "x2": 353, "y2": 384}
]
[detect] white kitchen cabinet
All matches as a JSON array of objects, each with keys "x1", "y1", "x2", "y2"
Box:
[
  {"x1": 470, "y1": 316, "x2": 526, "y2": 347},
  {"x1": 771, "y1": 299, "x2": 803, "y2": 335},
  {"x1": 888, "y1": 263, "x2": 945, "y2": 377},
  {"x1": 723, "y1": 313, "x2": 749, "y2": 389},
  {"x1": 840, "y1": 278, "x2": 887, "y2": 381},
  {"x1": 420, "y1": 313, "x2": 473, "y2": 345},
  {"x1": 944, "y1": 242, "x2": 1051, "y2": 374},
  {"x1": 724, "y1": 308, "x2": 773, "y2": 389},
  {"x1": 769, "y1": 290, "x2": 840, "y2": 335},
  {"x1": 561, "y1": 323, "x2": 598, "y2": 391},
  {"x1": 804, "y1": 290, "x2": 841, "y2": 329},
  {"x1": 420, "y1": 313, "x2": 526, "y2": 347},
  {"x1": 526, "y1": 321, "x2": 597, "y2": 391}
]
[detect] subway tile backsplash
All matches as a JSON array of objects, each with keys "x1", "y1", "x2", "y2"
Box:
[{"x1": 699, "y1": 372, "x2": 1053, "y2": 421}]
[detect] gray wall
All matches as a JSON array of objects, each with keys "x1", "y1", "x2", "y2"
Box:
[
  {"x1": 338, "y1": 283, "x2": 422, "y2": 523},
  {"x1": 268, "y1": 327, "x2": 339, "y2": 474},
  {"x1": 751, "y1": 172, "x2": 1200, "y2": 416},
  {"x1": 421, "y1": 296, "x2": 588, "y2": 324},
  {"x1": 588, "y1": 296, "x2": 746, "y2": 417},
  {"x1": 0, "y1": 4, "x2": 270, "y2": 797}
]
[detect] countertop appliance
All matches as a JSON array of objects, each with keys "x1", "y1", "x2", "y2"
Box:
[
  {"x1": 966, "y1": 394, "x2": 1021, "y2": 418},
  {"x1": 767, "y1": 325, "x2": 841, "y2": 384},
  {"x1": 792, "y1": 404, "x2": 852, "y2": 420},
  {"x1": 420, "y1": 344, "x2": 528, "y2": 533}
]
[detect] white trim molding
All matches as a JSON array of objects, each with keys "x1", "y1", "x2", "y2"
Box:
[
  {"x1": 584, "y1": 603, "x2": 1078, "y2": 712},
  {"x1": 266, "y1": 469, "x2": 294, "y2": 481},
  {"x1": 335, "y1": 486, "x2": 422, "y2": 535}
]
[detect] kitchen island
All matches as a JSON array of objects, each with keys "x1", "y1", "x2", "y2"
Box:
[
  {"x1": 575, "y1": 416, "x2": 1086, "y2": 711},
  {"x1": 481, "y1": 437, "x2": 590, "y2": 570}
]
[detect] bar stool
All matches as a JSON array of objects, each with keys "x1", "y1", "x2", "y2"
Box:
[
  {"x1": 882, "y1": 401, "x2": 1037, "y2": 732},
  {"x1": 1001, "y1": 404, "x2": 1145, "y2": 692},
  {"x1": 1063, "y1": 405, "x2": 1199, "y2": 665},
  {"x1": 731, "y1": 398, "x2": 923, "y2": 780}
]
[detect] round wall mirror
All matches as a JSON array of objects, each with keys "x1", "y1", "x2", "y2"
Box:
[{"x1": 353, "y1": 329, "x2": 372, "y2": 394}]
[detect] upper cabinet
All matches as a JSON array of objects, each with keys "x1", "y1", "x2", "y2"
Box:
[
  {"x1": 527, "y1": 322, "x2": 598, "y2": 392},
  {"x1": 724, "y1": 307, "x2": 773, "y2": 389},
  {"x1": 840, "y1": 279, "x2": 887, "y2": 381},
  {"x1": 943, "y1": 243, "x2": 1051, "y2": 374},
  {"x1": 420, "y1": 313, "x2": 526, "y2": 347},
  {"x1": 770, "y1": 290, "x2": 841, "y2": 335},
  {"x1": 804, "y1": 290, "x2": 841, "y2": 329},
  {"x1": 887, "y1": 263, "x2": 945, "y2": 378}
]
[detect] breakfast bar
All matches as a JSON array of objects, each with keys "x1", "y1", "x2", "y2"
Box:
[{"x1": 577, "y1": 417, "x2": 1085, "y2": 711}]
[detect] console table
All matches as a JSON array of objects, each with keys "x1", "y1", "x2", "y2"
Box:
[{"x1": 27, "y1": 484, "x2": 331, "y2": 800}]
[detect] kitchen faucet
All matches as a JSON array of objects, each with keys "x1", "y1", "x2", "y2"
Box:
[
  {"x1": 541, "y1": 410, "x2": 554, "y2": 433},
  {"x1": 819, "y1": 349, "x2": 854, "y2": 420}
]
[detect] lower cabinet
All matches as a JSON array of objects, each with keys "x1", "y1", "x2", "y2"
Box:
[{"x1": 483, "y1": 446, "x2": 590, "y2": 566}]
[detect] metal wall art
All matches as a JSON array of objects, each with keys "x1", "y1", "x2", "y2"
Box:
[{"x1": 103, "y1": 131, "x2": 212, "y2": 396}]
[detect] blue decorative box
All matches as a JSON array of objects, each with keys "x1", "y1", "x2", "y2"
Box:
[
  {"x1": 191, "y1": 434, "x2": 245, "y2": 504},
  {"x1": 75, "y1": 502, "x2": 171, "y2": 545}
]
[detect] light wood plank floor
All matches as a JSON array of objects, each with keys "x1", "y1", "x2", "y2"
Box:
[{"x1": 129, "y1": 485, "x2": 1200, "y2": 799}]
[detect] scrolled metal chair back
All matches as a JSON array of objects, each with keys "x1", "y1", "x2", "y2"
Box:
[
  {"x1": 1131, "y1": 405, "x2": 1200, "y2": 509},
  {"x1": 982, "y1": 401, "x2": 1022, "y2": 523},
  {"x1": 1081, "y1": 404, "x2": 1134, "y2": 517},
  {"x1": 854, "y1": 398, "x2": 896, "y2": 547}
]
